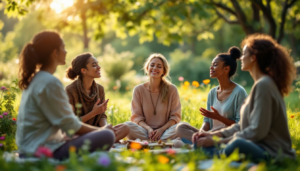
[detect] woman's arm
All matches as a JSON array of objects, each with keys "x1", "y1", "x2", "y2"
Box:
[
  {"x1": 138, "y1": 121, "x2": 155, "y2": 139},
  {"x1": 200, "y1": 107, "x2": 236, "y2": 126}
]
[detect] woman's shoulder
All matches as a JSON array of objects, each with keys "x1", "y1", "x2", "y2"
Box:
[
  {"x1": 65, "y1": 80, "x2": 78, "y2": 92},
  {"x1": 168, "y1": 83, "x2": 178, "y2": 91},
  {"x1": 96, "y1": 83, "x2": 104, "y2": 91},
  {"x1": 234, "y1": 84, "x2": 247, "y2": 95}
]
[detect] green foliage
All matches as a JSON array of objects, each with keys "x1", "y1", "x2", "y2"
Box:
[{"x1": 0, "y1": 32, "x2": 18, "y2": 62}]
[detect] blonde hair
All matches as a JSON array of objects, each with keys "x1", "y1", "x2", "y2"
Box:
[{"x1": 143, "y1": 53, "x2": 171, "y2": 103}]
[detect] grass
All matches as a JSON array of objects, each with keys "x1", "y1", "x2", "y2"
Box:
[{"x1": 0, "y1": 83, "x2": 300, "y2": 170}]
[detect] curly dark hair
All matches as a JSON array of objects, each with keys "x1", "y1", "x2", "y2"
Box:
[
  {"x1": 19, "y1": 31, "x2": 62, "y2": 90},
  {"x1": 241, "y1": 34, "x2": 296, "y2": 96}
]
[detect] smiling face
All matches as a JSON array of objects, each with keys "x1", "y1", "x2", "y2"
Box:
[
  {"x1": 241, "y1": 45, "x2": 255, "y2": 71},
  {"x1": 81, "y1": 57, "x2": 101, "y2": 78},
  {"x1": 147, "y1": 57, "x2": 165, "y2": 79},
  {"x1": 209, "y1": 57, "x2": 229, "y2": 78}
]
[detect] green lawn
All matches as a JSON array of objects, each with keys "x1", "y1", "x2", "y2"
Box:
[{"x1": 0, "y1": 83, "x2": 300, "y2": 170}]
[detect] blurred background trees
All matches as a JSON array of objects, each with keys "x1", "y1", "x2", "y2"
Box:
[{"x1": 0, "y1": 0, "x2": 299, "y2": 90}]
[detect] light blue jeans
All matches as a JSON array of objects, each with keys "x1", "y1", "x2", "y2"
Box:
[{"x1": 182, "y1": 137, "x2": 269, "y2": 163}]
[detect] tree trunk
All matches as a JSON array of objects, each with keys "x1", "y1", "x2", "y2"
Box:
[{"x1": 81, "y1": 10, "x2": 89, "y2": 49}]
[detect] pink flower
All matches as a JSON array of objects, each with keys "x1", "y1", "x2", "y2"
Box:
[
  {"x1": 34, "y1": 146, "x2": 53, "y2": 158},
  {"x1": 178, "y1": 77, "x2": 184, "y2": 81},
  {"x1": 1, "y1": 86, "x2": 7, "y2": 91},
  {"x1": 166, "y1": 148, "x2": 176, "y2": 155},
  {"x1": 143, "y1": 141, "x2": 149, "y2": 145},
  {"x1": 0, "y1": 115, "x2": 2, "y2": 119},
  {"x1": 3, "y1": 112, "x2": 8, "y2": 116},
  {"x1": 0, "y1": 136, "x2": 5, "y2": 140},
  {"x1": 97, "y1": 153, "x2": 111, "y2": 167}
]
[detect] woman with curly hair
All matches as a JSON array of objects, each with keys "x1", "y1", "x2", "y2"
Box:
[{"x1": 193, "y1": 34, "x2": 296, "y2": 162}]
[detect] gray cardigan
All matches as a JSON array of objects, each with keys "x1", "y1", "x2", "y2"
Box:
[{"x1": 216, "y1": 76, "x2": 296, "y2": 160}]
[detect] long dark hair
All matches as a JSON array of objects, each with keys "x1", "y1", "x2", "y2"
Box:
[
  {"x1": 19, "y1": 31, "x2": 62, "y2": 90},
  {"x1": 241, "y1": 34, "x2": 296, "y2": 96},
  {"x1": 66, "y1": 53, "x2": 93, "y2": 80}
]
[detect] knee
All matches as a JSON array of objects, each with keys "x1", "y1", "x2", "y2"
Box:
[
  {"x1": 229, "y1": 138, "x2": 247, "y2": 148},
  {"x1": 102, "y1": 129, "x2": 115, "y2": 145},
  {"x1": 175, "y1": 123, "x2": 188, "y2": 135},
  {"x1": 122, "y1": 124, "x2": 130, "y2": 135}
]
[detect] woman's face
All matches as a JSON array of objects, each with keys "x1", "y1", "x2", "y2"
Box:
[
  {"x1": 147, "y1": 58, "x2": 165, "y2": 79},
  {"x1": 82, "y1": 57, "x2": 101, "y2": 78},
  {"x1": 57, "y1": 39, "x2": 67, "y2": 65},
  {"x1": 209, "y1": 57, "x2": 228, "y2": 78},
  {"x1": 241, "y1": 45, "x2": 254, "y2": 71}
]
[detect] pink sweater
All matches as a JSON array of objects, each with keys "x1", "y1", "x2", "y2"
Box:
[{"x1": 131, "y1": 83, "x2": 181, "y2": 129}]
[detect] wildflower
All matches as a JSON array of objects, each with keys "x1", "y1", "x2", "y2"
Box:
[
  {"x1": 192, "y1": 81, "x2": 200, "y2": 87},
  {"x1": 130, "y1": 142, "x2": 142, "y2": 150},
  {"x1": 182, "y1": 85, "x2": 188, "y2": 91},
  {"x1": 34, "y1": 146, "x2": 53, "y2": 158},
  {"x1": 1, "y1": 86, "x2": 7, "y2": 91},
  {"x1": 12, "y1": 118, "x2": 17, "y2": 121},
  {"x1": 166, "y1": 148, "x2": 176, "y2": 155},
  {"x1": 291, "y1": 115, "x2": 295, "y2": 119},
  {"x1": 178, "y1": 77, "x2": 184, "y2": 81},
  {"x1": 143, "y1": 149, "x2": 149, "y2": 152},
  {"x1": 158, "y1": 155, "x2": 169, "y2": 164},
  {"x1": 69, "y1": 146, "x2": 76, "y2": 152},
  {"x1": 6, "y1": 88, "x2": 9, "y2": 91},
  {"x1": 55, "y1": 165, "x2": 66, "y2": 171},
  {"x1": 143, "y1": 141, "x2": 149, "y2": 145},
  {"x1": 113, "y1": 86, "x2": 118, "y2": 90},
  {"x1": 0, "y1": 143, "x2": 3, "y2": 147},
  {"x1": 183, "y1": 81, "x2": 190, "y2": 86},
  {"x1": 3, "y1": 112, "x2": 8, "y2": 116},
  {"x1": 0, "y1": 115, "x2": 2, "y2": 119},
  {"x1": 0, "y1": 136, "x2": 5, "y2": 140},
  {"x1": 126, "y1": 86, "x2": 130, "y2": 91},
  {"x1": 202, "y1": 79, "x2": 210, "y2": 85},
  {"x1": 97, "y1": 153, "x2": 111, "y2": 167},
  {"x1": 7, "y1": 92, "x2": 10, "y2": 95},
  {"x1": 193, "y1": 89, "x2": 197, "y2": 93}
]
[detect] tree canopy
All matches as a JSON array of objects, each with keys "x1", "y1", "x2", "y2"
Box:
[{"x1": 2, "y1": 0, "x2": 300, "y2": 47}]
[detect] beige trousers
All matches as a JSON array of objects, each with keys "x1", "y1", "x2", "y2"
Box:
[
  {"x1": 125, "y1": 121, "x2": 179, "y2": 140},
  {"x1": 175, "y1": 123, "x2": 199, "y2": 142}
]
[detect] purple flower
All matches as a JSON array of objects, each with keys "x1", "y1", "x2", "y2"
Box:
[
  {"x1": 3, "y1": 112, "x2": 8, "y2": 116},
  {"x1": 0, "y1": 143, "x2": 3, "y2": 147},
  {"x1": 1, "y1": 86, "x2": 7, "y2": 91},
  {"x1": 0, "y1": 136, "x2": 5, "y2": 140},
  {"x1": 0, "y1": 115, "x2": 2, "y2": 119},
  {"x1": 97, "y1": 153, "x2": 111, "y2": 167}
]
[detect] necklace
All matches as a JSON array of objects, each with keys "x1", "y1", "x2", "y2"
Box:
[{"x1": 149, "y1": 86, "x2": 160, "y2": 115}]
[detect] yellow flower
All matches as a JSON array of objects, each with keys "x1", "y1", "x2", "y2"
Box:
[
  {"x1": 192, "y1": 81, "x2": 200, "y2": 87},
  {"x1": 184, "y1": 81, "x2": 190, "y2": 86},
  {"x1": 182, "y1": 85, "x2": 188, "y2": 91},
  {"x1": 202, "y1": 79, "x2": 210, "y2": 85},
  {"x1": 158, "y1": 155, "x2": 169, "y2": 164},
  {"x1": 193, "y1": 89, "x2": 197, "y2": 93},
  {"x1": 7, "y1": 92, "x2": 10, "y2": 95},
  {"x1": 130, "y1": 142, "x2": 142, "y2": 150},
  {"x1": 143, "y1": 149, "x2": 149, "y2": 153},
  {"x1": 69, "y1": 146, "x2": 76, "y2": 152}
]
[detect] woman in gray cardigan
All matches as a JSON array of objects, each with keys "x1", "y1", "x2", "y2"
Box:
[{"x1": 192, "y1": 34, "x2": 296, "y2": 162}]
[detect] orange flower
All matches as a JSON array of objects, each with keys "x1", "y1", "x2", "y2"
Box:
[
  {"x1": 202, "y1": 79, "x2": 210, "y2": 85},
  {"x1": 192, "y1": 81, "x2": 200, "y2": 87},
  {"x1": 184, "y1": 81, "x2": 190, "y2": 86},
  {"x1": 113, "y1": 86, "x2": 118, "y2": 90},
  {"x1": 143, "y1": 149, "x2": 149, "y2": 153},
  {"x1": 55, "y1": 165, "x2": 66, "y2": 171},
  {"x1": 12, "y1": 118, "x2": 17, "y2": 121},
  {"x1": 130, "y1": 142, "x2": 142, "y2": 150},
  {"x1": 7, "y1": 92, "x2": 10, "y2": 95},
  {"x1": 158, "y1": 155, "x2": 169, "y2": 164},
  {"x1": 291, "y1": 115, "x2": 295, "y2": 119},
  {"x1": 125, "y1": 86, "x2": 130, "y2": 91},
  {"x1": 69, "y1": 146, "x2": 76, "y2": 152}
]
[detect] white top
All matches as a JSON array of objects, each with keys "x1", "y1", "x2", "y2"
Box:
[{"x1": 16, "y1": 71, "x2": 82, "y2": 154}]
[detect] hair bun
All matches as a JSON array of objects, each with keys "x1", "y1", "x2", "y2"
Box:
[
  {"x1": 66, "y1": 67, "x2": 77, "y2": 80},
  {"x1": 228, "y1": 46, "x2": 241, "y2": 60}
]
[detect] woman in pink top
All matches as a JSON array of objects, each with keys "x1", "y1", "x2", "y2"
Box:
[{"x1": 125, "y1": 53, "x2": 181, "y2": 141}]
